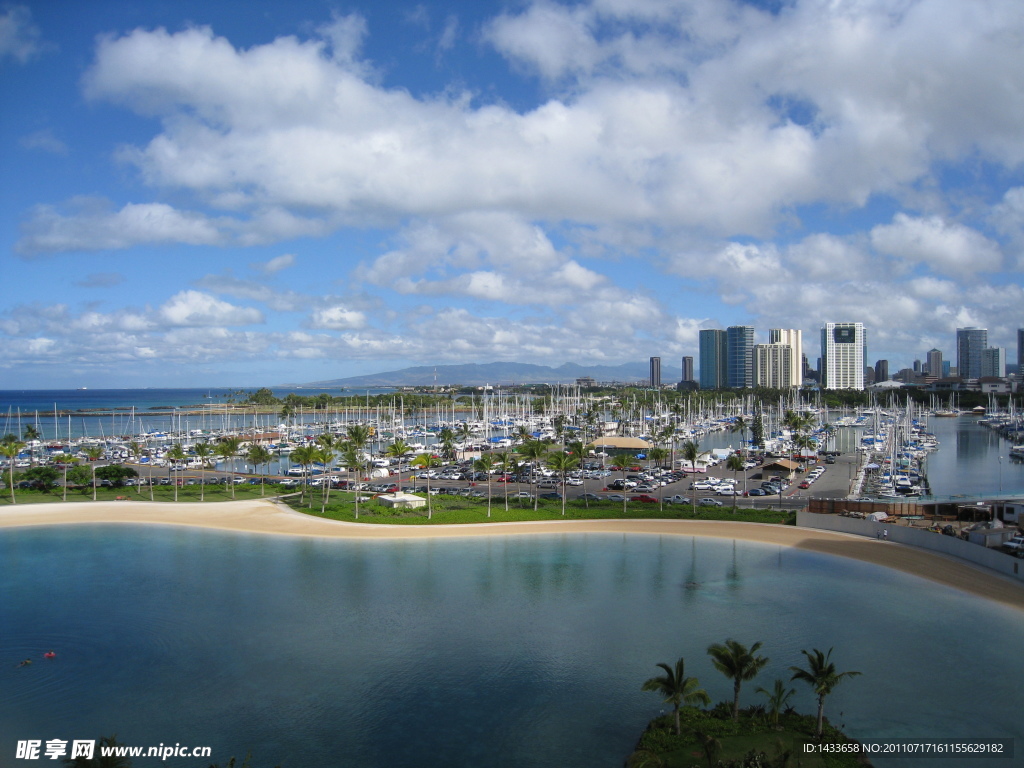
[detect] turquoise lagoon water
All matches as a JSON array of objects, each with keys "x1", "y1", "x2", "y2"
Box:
[{"x1": 2, "y1": 528, "x2": 1021, "y2": 767}]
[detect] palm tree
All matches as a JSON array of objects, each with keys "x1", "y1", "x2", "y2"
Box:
[
  {"x1": 314, "y1": 446, "x2": 335, "y2": 512},
  {"x1": 518, "y1": 439, "x2": 548, "y2": 511},
  {"x1": 641, "y1": 657, "x2": 711, "y2": 735},
  {"x1": 247, "y1": 444, "x2": 273, "y2": 497},
  {"x1": 336, "y1": 442, "x2": 365, "y2": 518},
  {"x1": 472, "y1": 453, "x2": 495, "y2": 517},
  {"x1": 707, "y1": 639, "x2": 769, "y2": 721},
  {"x1": 412, "y1": 452, "x2": 442, "y2": 519},
  {"x1": 647, "y1": 446, "x2": 669, "y2": 511},
  {"x1": 23, "y1": 425, "x2": 40, "y2": 465},
  {"x1": 289, "y1": 445, "x2": 317, "y2": 507},
  {"x1": 84, "y1": 445, "x2": 104, "y2": 501},
  {"x1": 56, "y1": 452, "x2": 76, "y2": 502},
  {"x1": 789, "y1": 647, "x2": 862, "y2": 739},
  {"x1": 216, "y1": 437, "x2": 242, "y2": 499},
  {"x1": 193, "y1": 442, "x2": 213, "y2": 501},
  {"x1": 725, "y1": 454, "x2": 745, "y2": 511},
  {"x1": 386, "y1": 438, "x2": 412, "y2": 492},
  {"x1": 681, "y1": 440, "x2": 701, "y2": 512},
  {"x1": 756, "y1": 678, "x2": 796, "y2": 728},
  {"x1": 730, "y1": 416, "x2": 749, "y2": 457},
  {"x1": 165, "y1": 443, "x2": 187, "y2": 502},
  {"x1": 346, "y1": 424, "x2": 370, "y2": 452},
  {"x1": 615, "y1": 452, "x2": 637, "y2": 516},
  {"x1": 0, "y1": 438, "x2": 26, "y2": 504},
  {"x1": 545, "y1": 450, "x2": 578, "y2": 516},
  {"x1": 496, "y1": 452, "x2": 518, "y2": 511},
  {"x1": 456, "y1": 422, "x2": 473, "y2": 460},
  {"x1": 437, "y1": 426, "x2": 457, "y2": 461}
]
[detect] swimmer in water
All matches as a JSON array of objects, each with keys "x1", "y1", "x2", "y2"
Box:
[{"x1": 17, "y1": 659, "x2": 32, "y2": 667}]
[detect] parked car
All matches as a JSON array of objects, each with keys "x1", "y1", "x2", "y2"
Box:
[
  {"x1": 576, "y1": 493, "x2": 602, "y2": 501},
  {"x1": 666, "y1": 495, "x2": 690, "y2": 504},
  {"x1": 798, "y1": 480, "x2": 811, "y2": 489},
  {"x1": 629, "y1": 494, "x2": 659, "y2": 503},
  {"x1": 716, "y1": 487, "x2": 737, "y2": 496},
  {"x1": 698, "y1": 497, "x2": 723, "y2": 506},
  {"x1": 746, "y1": 488, "x2": 767, "y2": 496},
  {"x1": 605, "y1": 494, "x2": 626, "y2": 502},
  {"x1": 539, "y1": 492, "x2": 562, "y2": 500}
]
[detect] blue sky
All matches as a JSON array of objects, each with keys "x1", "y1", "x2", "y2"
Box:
[{"x1": 2, "y1": 0, "x2": 1022, "y2": 388}]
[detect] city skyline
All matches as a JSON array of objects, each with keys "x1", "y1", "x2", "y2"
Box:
[{"x1": 2, "y1": 0, "x2": 1024, "y2": 389}]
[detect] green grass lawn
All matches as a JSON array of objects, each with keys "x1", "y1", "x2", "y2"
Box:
[{"x1": 285, "y1": 490, "x2": 797, "y2": 525}]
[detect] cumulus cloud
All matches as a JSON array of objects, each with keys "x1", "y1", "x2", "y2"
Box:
[
  {"x1": 870, "y1": 213, "x2": 1003, "y2": 275},
  {"x1": 308, "y1": 305, "x2": 367, "y2": 330},
  {"x1": 158, "y1": 290, "x2": 263, "y2": 327},
  {"x1": 17, "y1": 198, "x2": 225, "y2": 254}
]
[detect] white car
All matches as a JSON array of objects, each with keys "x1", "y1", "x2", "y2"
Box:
[
  {"x1": 698, "y1": 497, "x2": 723, "y2": 506},
  {"x1": 716, "y1": 487, "x2": 738, "y2": 496}
]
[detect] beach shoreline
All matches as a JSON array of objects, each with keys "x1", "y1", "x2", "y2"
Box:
[{"x1": 3, "y1": 499, "x2": 1022, "y2": 610}]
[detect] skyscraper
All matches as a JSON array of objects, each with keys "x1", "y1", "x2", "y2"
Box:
[
  {"x1": 726, "y1": 325, "x2": 754, "y2": 388},
  {"x1": 874, "y1": 359, "x2": 889, "y2": 381},
  {"x1": 754, "y1": 344, "x2": 795, "y2": 388},
  {"x1": 699, "y1": 329, "x2": 728, "y2": 389},
  {"x1": 980, "y1": 347, "x2": 1005, "y2": 378},
  {"x1": 956, "y1": 327, "x2": 988, "y2": 379},
  {"x1": 1018, "y1": 328, "x2": 1023, "y2": 373},
  {"x1": 649, "y1": 356, "x2": 661, "y2": 388},
  {"x1": 768, "y1": 328, "x2": 803, "y2": 387},
  {"x1": 821, "y1": 322, "x2": 866, "y2": 389},
  {"x1": 681, "y1": 356, "x2": 694, "y2": 383},
  {"x1": 925, "y1": 348, "x2": 942, "y2": 377}
]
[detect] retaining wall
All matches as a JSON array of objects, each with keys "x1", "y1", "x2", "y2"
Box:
[{"x1": 797, "y1": 511, "x2": 1024, "y2": 584}]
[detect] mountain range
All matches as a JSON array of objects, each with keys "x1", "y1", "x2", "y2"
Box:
[{"x1": 298, "y1": 361, "x2": 652, "y2": 388}]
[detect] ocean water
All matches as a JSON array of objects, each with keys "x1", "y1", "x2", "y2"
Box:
[{"x1": 1, "y1": 528, "x2": 1021, "y2": 768}]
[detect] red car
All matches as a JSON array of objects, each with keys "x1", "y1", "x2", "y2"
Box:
[
  {"x1": 798, "y1": 480, "x2": 811, "y2": 489},
  {"x1": 629, "y1": 494, "x2": 659, "y2": 503}
]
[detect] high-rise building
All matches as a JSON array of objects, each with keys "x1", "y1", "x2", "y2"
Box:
[
  {"x1": 874, "y1": 359, "x2": 889, "y2": 382},
  {"x1": 699, "y1": 330, "x2": 728, "y2": 389},
  {"x1": 980, "y1": 347, "x2": 1005, "y2": 378},
  {"x1": 649, "y1": 357, "x2": 662, "y2": 388},
  {"x1": 925, "y1": 348, "x2": 942, "y2": 377},
  {"x1": 956, "y1": 327, "x2": 988, "y2": 379},
  {"x1": 942, "y1": 360, "x2": 951, "y2": 377},
  {"x1": 913, "y1": 359, "x2": 921, "y2": 374},
  {"x1": 821, "y1": 322, "x2": 866, "y2": 389},
  {"x1": 1018, "y1": 328, "x2": 1024, "y2": 373},
  {"x1": 726, "y1": 325, "x2": 754, "y2": 388},
  {"x1": 768, "y1": 328, "x2": 803, "y2": 387},
  {"x1": 753, "y1": 344, "x2": 796, "y2": 388},
  {"x1": 681, "y1": 356, "x2": 694, "y2": 383}
]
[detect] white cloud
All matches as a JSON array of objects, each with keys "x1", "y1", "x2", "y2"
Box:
[
  {"x1": 870, "y1": 213, "x2": 1002, "y2": 275},
  {"x1": 17, "y1": 199, "x2": 224, "y2": 254},
  {"x1": 253, "y1": 253, "x2": 296, "y2": 274},
  {"x1": 20, "y1": 129, "x2": 68, "y2": 155},
  {"x1": 309, "y1": 306, "x2": 367, "y2": 330},
  {"x1": 158, "y1": 290, "x2": 263, "y2": 327},
  {"x1": 0, "y1": 5, "x2": 42, "y2": 64}
]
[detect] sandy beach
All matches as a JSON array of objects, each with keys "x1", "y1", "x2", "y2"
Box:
[{"x1": 2, "y1": 499, "x2": 1022, "y2": 611}]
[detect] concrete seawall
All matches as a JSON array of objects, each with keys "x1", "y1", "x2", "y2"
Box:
[{"x1": 797, "y1": 510, "x2": 1024, "y2": 584}]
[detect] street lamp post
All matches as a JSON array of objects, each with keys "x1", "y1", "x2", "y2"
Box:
[{"x1": 997, "y1": 455, "x2": 1003, "y2": 493}]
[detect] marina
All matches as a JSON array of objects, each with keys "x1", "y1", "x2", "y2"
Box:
[{"x1": 3, "y1": 388, "x2": 1023, "y2": 501}]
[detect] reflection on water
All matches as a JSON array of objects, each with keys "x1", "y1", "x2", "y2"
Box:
[{"x1": 1, "y1": 527, "x2": 1021, "y2": 768}]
